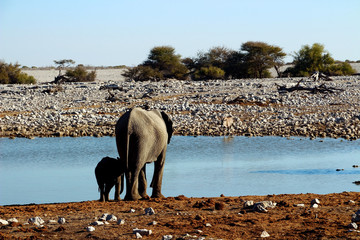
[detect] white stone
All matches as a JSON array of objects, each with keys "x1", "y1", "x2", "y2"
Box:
[
  {"x1": 7, "y1": 218, "x2": 18, "y2": 223},
  {"x1": 162, "y1": 235, "x2": 173, "y2": 240},
  {"x1": 295, "y1": 204, "x2": 305, "y2": 207},
  {"x1": 130, "y1": 209, "x2": 136, "y2": 213},
  {"x1": 135, "y1": 232, "x2": 142, "y2": 239},
  {"x1": 311, "y1": 203, "x2": 319, "y2": 208},
  {"x1": 260, "y1": 230, "x2": 270, "y2": 238},
  {"x1": 86, "y1": 226, "x2": 96, "y2": 232},
  {"x1": 0, "y1": 219, "x2": 9, "y2": 225}
]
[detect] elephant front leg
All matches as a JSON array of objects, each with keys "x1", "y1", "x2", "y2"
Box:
[{"x1": 114, "y1": 176, "x2": 122, "y2": 201}]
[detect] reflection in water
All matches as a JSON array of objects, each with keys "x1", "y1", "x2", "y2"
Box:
[{"x1": 0, "y1": 136, "x2": 359, "y2": 205}]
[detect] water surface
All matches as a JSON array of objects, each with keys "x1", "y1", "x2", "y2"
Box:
[{"x1": 0, "y1": 136, "x2": 359, "y2": 205}]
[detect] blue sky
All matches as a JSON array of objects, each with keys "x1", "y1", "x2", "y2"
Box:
[{"x1": 1, "y1": 0, "x2": 359, "y2": 67}]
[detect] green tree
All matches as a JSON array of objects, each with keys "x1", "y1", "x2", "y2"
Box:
[
  {"x1": 287, "y1": 43, "x2": 334, "y2": 76},
  {"x1": 287, "y1": 43, "x2": 356, "y2": 76},
  {"x1": 223, "y1": 51, "x2": 247, "y2": 79},
  {"x1": 143, "y1": 46, "x2": 188, "y2": 79},
  {"x1": 0, "y1": 61, "x2": 36, "y2": 84},
  {"x1": 195, "y1": 46, "x2": 233, "y2": 69},
  {"x1": 241, "y1": 41, "x2": 286, "y2": 78}
]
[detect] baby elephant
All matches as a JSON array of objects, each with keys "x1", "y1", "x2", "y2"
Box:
[{"x1": 95, "y1": 156, "x2": 126, "y2": 202}]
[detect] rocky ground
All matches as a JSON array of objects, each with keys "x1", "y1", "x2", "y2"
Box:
[
  {"x1": 1, "y1": 76, "x2": 360, "y2": 139},
  {"x1": 1, "y1": 192, "x2": 360, "y2": 239}
]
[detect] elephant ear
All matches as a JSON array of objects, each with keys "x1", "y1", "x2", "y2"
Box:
[{"x1": 161, "y1": 111, "x2": 174, "y2": 144}]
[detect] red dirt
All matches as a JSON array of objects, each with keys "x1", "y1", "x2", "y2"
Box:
[{"x1": 1, "y1": 192, "x2": 360, "y2": 239}]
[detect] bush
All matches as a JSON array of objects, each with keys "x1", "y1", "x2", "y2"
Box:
[
  {"x1": 65, "y1": 65, "x2": 96, "y2": 82},
  {"x1": 326, "y1": 62, "x2": 356, "y2": 76},
  {"x1": 193, "y1": 66, "x2": 225, "y2": 80},
  {"x1": 0, "y1": 61, "x2": 36, "y2": 84},
  {"x1": 122, "y1": 66, "x2": 163, "y2": 81}
]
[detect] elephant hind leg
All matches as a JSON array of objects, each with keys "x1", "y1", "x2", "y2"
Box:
[
  {"x1": 139, "y1": 165, "x2": 149, "y2": 199},
  {"x1": 151, "y1": 152, "x2": 166, "y2": 198},
  {"x1": 124, "y1": 168, "x2": 142, "y2": 201}
]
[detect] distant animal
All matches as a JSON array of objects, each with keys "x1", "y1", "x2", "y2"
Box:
[
  {"x1": 115, "y1": 107, "x2": 173, "y2": 201},
  {"x1": 95, "y1": 156, "x2": 126, "y2": 202}
]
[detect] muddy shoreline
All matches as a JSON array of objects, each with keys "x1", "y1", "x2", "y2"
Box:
[{"x1": 1, "y1": 192, "x2": 360, "y2": 239}]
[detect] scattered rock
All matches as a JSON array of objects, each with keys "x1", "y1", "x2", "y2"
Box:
[
  {"x1": 244, "y1": 200, "x2": 254, "y2": 208},
  {"x1": 215, "y1": 202, "x2": 225, "y2": 210},
  {"x1": 253, "y1": 201, "x2": 277, "y2": 212},
  {"x1": 130, "y1": 209, "x2": 136, "y2": 213},
  {"x1": 98, "y1": 213, "x2": 109, "y2": 221},
  {"x1": 91, "y1": 221, "x2": 104, "y2": 226},
  {"x1": 148, "y1": 221, "x2": 157, "y2": 225},
  {"x1": 117, "y1": 219, "x2": 125, "y2": 225},
  {"x1": 106, "y1": 214, "x2": 117, "y2": 221},
  {"x1": 348, "y1": 222, "x2": 358, "y2": 229},
  {"x1": 311, "y1": 199, "x2": 320, "y2": 205},
  {"x1": 133, "y1": 228, "x2": 152, "y2": 236},
  {"x1": 144, "y1": 207, "x2": 155, "y2": 215},
  {"x1": 352, "y1": 210, "x2": 360, "y2": 222},
  {"x1": 58, "y1": 217, "x2": 66, "y2": 224},
  {"x1": 28, "y1": 217, "x2": 44, "y2": 226},
  {"x1": 311, "y1": 199, "x2": 320, "y2": 208},
  {"x1": 260, "y1": 230, "x2": 270, "y2": 238},
  {"x1": 135, "y1": 232, "x2": 142, "y2": 238}
]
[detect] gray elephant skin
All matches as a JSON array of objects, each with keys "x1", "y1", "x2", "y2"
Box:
[
  {"x1": 95, "y1": 156, "x2": 125, "y2": 202},
  {"x1": 115, "y1": 107, "x2": 174, "y2": 201}
]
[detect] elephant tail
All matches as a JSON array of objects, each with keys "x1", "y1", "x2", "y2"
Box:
[{"x1": 120, "y1": 173, "x2": 124, "y2": 194}]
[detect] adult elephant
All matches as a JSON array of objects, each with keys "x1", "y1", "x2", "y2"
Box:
[{"x1": 115, "y1": 107, "x2": 173, "y2": 201}]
